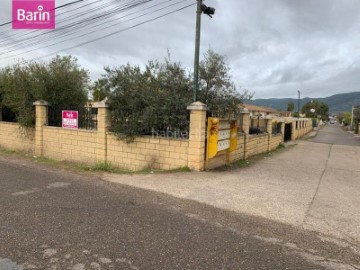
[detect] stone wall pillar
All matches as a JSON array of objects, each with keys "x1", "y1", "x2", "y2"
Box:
[
  {"x1": 266, "y1": 116, "x2": 273, "y2": 134},
  {"x1": 265, "y1": 116, "x2": 272, "y2": 151},
  {"x1": 187, "y1": 102, "x2": 207, "y2": 171},
  {"x1": 240, "y1": 109, "x2": 250, "y2": 135},
  {"x1": 93, "y1": 101, "x2": 110, "y2": 162},
  {"x1": 33, "y1": 100, "x2": 49, "y2": 157},
  {"x1": 291, "y1": 120, "x2": 297, "y2": 140},
  {"x1": 240, "y1": 109, "x2": 250, "y2": 159},
  {"x1": 280, "y1": 122, "x2": 285, "y2": 140}
]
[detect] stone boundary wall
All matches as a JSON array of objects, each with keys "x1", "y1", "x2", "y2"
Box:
[
  {"x1": 42, "y1": 126, "x2": 98, "y2": 163},
  {"x1": 0, "y1": 122, "x2": 35, "y2": 153},
  {"x1": 40, "y1": 126, "x2": 189, "y2": 171},
  {"x1": 246, "y1": 134, "x2": 269, "y2": 157},
  {"x1": 291, "y1": 119, "x2": 313, "y2": 140},
  {"x1": 0, "y1": 101, "x2": 197, "y2": 171},
  {"x1": 206, "y1": 133, "x2": 283, "y2": 170},
  {"x1": 107, "y1": 135, "x2": 188, "y2": 171},
  {"x1": 205, "y1": 115, "x2": 313, "y2": 170},
  {"x1": 269, "y1": 134, "x2": 283, "y2": 151},
  {"x1": 0, "y1": 101, "x2": 313, "y2": 171}
]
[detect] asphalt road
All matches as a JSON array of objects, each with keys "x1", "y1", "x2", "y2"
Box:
[
  {"x1": 1, "y1": 157, "x2": 360, "y2": 269},
  {"x1": 309, "y1": 123, "x2": 360, "y2": 145}
]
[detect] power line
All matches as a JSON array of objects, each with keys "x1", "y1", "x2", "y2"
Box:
[
  {"x1": 0, "y1": 0, "x2": 150, "y2": 54},
  {"x1": 0, "y1": 0, "x2": 86, "y2": 27},
  {"x1": 0, "y1": 0, "x2": 177, "y2": 54},
  {"x1": 0, "y1": 0, "x2": 150, "y2": 52},
  {"x1": 0, "y1": 0, "x2": 134, "y2": 39},
  {"x1": 28, "y1": 3, "x2": 195, "y2": 62},
  {"x1": 55, "y1": 0, "x2": 88, "y2": 11},
  {"x1": 0, "y1": 0, "x2": 121, "y2": 36},
  {"x1": 0, "y1": 0, "x2": 191, "y2": 59}
]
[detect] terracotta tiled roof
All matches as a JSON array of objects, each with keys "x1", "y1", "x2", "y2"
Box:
[
  {"x1": 277, "y1": 111, "x2": 293, "y2": 117},
  {"x1": 239, "y1": 103, "x2": 278, "y2": 113}
]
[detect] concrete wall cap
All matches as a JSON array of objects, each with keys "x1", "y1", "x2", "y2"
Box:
[
  {"x1": 33, "y1": 100, "x2": 49, "y2": 106},
  {"x1": 240, "y1": 108, "x2": 250, "y2": 113},
  {"x1": 92, "y1": 101, "x2": 109, "y2": 108},
  {"x1": 187, "y1": 101, "x2": 208, "y2": 111},
  {"x1": 265, "y1": 115, "x2": 272, "y2": 120}
]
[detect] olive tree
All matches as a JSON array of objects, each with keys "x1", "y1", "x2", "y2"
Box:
[
  {"x1": 287, "y1": 102, "x2": 295, "y2": 112},
  {"x1": 198, "y1": 49, "x2": 252, "y2": 117},
  {"x1": 0, "y1": 56, "x2": 89, "y2": 127},
  {"x1": 104, "y1": 59, "x2": 192, "y2": 141},
  {"x1": 301, "y1": 100, "x2": 329, "y2": 121},
  {"x1": 97, "y1": 50, "x2": 251, "y2": 141}
]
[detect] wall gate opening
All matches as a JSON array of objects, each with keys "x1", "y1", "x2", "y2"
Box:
[{"x1": 284, "y1": 123, "x2": 292, "y2": 142}]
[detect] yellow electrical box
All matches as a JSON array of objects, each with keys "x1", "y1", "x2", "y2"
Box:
[
  {"x1": 206, "y1": 118, "x2": 238, "y2": 161},
  {"x1": 207, "y1": 117, "x2": 219, "y2": 159}
]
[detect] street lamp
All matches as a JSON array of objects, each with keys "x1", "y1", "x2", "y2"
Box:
[
  {"x1": 193, "y1": 0, "x2": 215, "y2": 102},
  {"x1": 351, "y1": 105, "x2": 354, "y2": 130},
  {"x1": 310, "y1": 108, "x2": 316, "y2": 128},
  {"x1": 297, "y1": 90, "x2": 300, "y2": 118}
]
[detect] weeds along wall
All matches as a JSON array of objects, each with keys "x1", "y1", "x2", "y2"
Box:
[
  {"x1": 0, "y1": 122, "x2": 35, "y2": 153},
  {"x1": 40, "y1": 127, "x2": 189, "y2": 171},
  {"x1": 106, "y1": 136, "x2": 188, "y2": 171}
]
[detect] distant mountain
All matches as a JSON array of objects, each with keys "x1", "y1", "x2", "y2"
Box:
[{"x1": 249, "y1": 92, "x2": 360, "y2": 113}]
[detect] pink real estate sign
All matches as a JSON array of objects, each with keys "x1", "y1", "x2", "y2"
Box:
[
  {"x1": 12, "y1": 0, "x2": 55, "y2": 29},
  {"x1": 62, "y1": 111, "x2": 78, "y2": 129}
]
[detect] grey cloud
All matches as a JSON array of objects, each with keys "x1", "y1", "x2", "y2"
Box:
[{"x1": 0, "y1": 0, "x2": 360, "y2": 99}]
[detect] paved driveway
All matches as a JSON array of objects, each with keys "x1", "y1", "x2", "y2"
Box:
[
  {"x1": 1, "y1": 123, "x2": 360, "y2": 269},
  {"x1": 309, "y1": 123, "x2": 360, "y2": 146},
  {"x1": 104, "y1": 126, "x2": 360, "y2": 247}
]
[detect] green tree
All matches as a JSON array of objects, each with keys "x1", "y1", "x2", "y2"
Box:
[
  {"x1": 0, "y1": 69, "x2": 22, "y2": 122},
  {"x1": 353, "y1": 105, "x2": 360, "y2": 121},
  {"x1": 198, "y1": 49, "x2": 251, "y2": 117},
  {"x1": 104, "y1": 59, "x2": 192, "y2": 141},
  {"x1": 338, "y1": 112, "x2": 352, "y2": 126},
  {"x1": 91, "y1": 78, "x2": 110, "y2": 102},
  {"x1": 287, "y1": 102, "x2": 295, "y2": 112},
  {"x1": 0, "y1": 64, "x2": 35, "y2": 126},
  {"x1": 353, "y1": 106, "x2": 360, "y2": 133},
  {"x1": 103, "y1": 50, "x2": 250, "y2": 141},
  {"x1": 301, "y1": 100, "x2": 329, "y2": 121},
  {"x1": 0, "y1": 56, "x2": 89, "y2": 127}
]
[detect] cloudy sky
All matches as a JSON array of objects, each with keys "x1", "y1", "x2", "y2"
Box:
[{"x1": 1, "y1": 0, "x2": 360, "y2": 99}]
